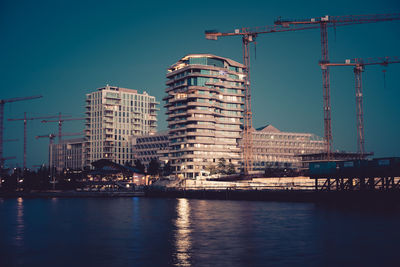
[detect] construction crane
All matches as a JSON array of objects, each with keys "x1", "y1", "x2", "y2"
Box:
[
  {"x1": 36, "y1": 132, "x2": 83, "y2": 189},
  {"x1": 205, "y1": 22, "x2": 342, "y2": 174},
  {"x1": 41, "y1": 116, "x2": 85, "y2": 143},
  {"x1": 205, "y1": 14, "x2": 400, "y2": 173},
  {"x1": 0, "y1": 95, "x2": 42, "y2": 168},
  {"x1": 8, "y1": 113, "x2": 68, "y2": 170},
  {"x1": 206, "y1": 14, "x2": 400, "y2": 173},
  {"x1": 274, "y1": 14, "x2": 400, "y2": 157},
  {"x1": 1, "y1": 156, "x2": 16, "y2": 162},
  {"x1": 35, "y1": 132, "x2": 84, "y2": 145},
  {"x1": 206, "y1": 22, "x2": 328, "y2": 175},
  {"x1": 320, "y1": 56, "x2": 400, "y2": 157}
]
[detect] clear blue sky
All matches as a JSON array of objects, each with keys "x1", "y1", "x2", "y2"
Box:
[{"x1": 1, "y1": 0, "x2": 399, "y2": 168}]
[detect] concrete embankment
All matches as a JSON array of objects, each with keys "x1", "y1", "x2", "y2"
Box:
[{"x1": 145, "y1": 188, "x2": 400, "y2": 203}]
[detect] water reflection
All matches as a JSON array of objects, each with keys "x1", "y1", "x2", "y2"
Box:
[
  {"x1": 15, "y1": 197, "x2": 25, "y2": 246},
  {"x1": 174, "y1": 198, "x2": 192, "y2": 267}
]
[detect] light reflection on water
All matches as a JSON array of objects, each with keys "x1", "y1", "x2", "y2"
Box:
[
  {"x1": 1, "y1": 198, "x2": 400, "y2": 266},
  {"x1": 15, "y1": 197, "x2": 24, "y2": 246},
  {"x1": 174, "y1": 198, "x2": 192, "y2": 267}
]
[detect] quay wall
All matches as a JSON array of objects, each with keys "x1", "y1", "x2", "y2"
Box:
[{"x1": 145, "y1": 187, "x2": 400, "y2": 203}]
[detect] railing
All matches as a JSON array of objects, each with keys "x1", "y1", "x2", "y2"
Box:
[{"x1": 167, "y1": 185, "x2": 316, "y2": 191}]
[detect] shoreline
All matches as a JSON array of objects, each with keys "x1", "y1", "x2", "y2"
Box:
[
  {"x1": 2, "y1": 188, "x2": 400, "y2": 204},
  {"x1": 145, "y1": 188, "x2": 400, "y2": 203},
  {"x1": 0, "y1": 190, "x2": 145, "y2": 198}
]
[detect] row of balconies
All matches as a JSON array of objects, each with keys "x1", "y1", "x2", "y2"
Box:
[
  {"x1": 185, "y1": 93, "x2": 244, "y2": 104},
  {"x1": 166, "y1": 64, "x2": 243, "y2": 79},
  {"x1": 166, "y1": 115, "x2": 187, "y2": 122},
  {"x1": 168, "y1": 120, "x2": 241, "y2": 130},
  {"x1": 169, "y1": 137, "x2": 238, "y2": 147},
  {"x1": 187, "y1": 101, "x2": 244, "y2": 112},
  {"x1": 168, "y1": 153, "x2": 241, "y2": 162},
  {"x1": 168, "y1": 146, "x2": 241, "y2": 154},
  {"x1": 149, "y1": 105, "x2": 160, "y2": 111},
  {"x1": 185, "y1": 108, "x2": 243, "y2": 119}
]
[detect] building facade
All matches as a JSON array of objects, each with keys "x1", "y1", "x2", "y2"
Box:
[
  {"x1": 164, "y1": 54, "x2": 246, "y2": 178},
  {"x1": 85, "y1": 85, "x2": 158, "y2": 167},
  {"x1": 248, "y1": 125, "x2": 326, "y2": 171},
  {"x1": 50, "y1": 138, "x2": 84, "y2": 171},
  {"x1": 131, "y1": 131, "x2": 169, "y2": 170}
]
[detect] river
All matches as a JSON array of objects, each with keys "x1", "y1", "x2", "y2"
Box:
[{"x1": 1, "y1": 197, "x2": 400, "y2": 266}]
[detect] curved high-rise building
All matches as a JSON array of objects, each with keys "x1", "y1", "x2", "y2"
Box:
[{"x1": 164, "y1": 54, "x2": 246, "y2": 179}]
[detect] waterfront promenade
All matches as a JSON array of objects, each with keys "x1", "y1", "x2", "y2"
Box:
[{"x1": 2, "y1": 175, "x2": 400, "y2": 203}]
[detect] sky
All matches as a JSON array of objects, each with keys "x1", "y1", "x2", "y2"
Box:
[{"x1": 1, "y1": 0, "x2": 399, "y2": 168}]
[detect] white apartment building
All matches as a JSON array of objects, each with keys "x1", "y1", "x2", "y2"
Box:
[
  {"x1": 85, "y1": 85, "x2": 158, "y2": 167},
  {"x1": 164, "y1": 54, "x2": 246, "y2": 179}
]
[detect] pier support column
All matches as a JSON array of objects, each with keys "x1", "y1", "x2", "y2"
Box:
[
  {"x1": 360, "y1": 177, "x2": 365, "y2": 190},
  {"x1": 349, "y1": 178, "x2": 353, "y2": 190}
]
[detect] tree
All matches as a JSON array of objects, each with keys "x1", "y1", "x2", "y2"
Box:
[
  {"x1": 217, "y1": 158, "x2": 227, "y2": 174},
  {"x1": 134, "y1": 159, "x2": 145, "y2": 174},
  {"x1": 227, "y1": 163, "x2": 236, "y2": 175},
  {"x1": 206, "y1": 164, "x2": 218, "y2": 175},
  {"x1": 148, "y1": 159, "x2": 161, "y2": 176},
  {"x1": 162, "y1": 161, "x2": 173, "y2": 177},
  {"x1": 124, "y1": 161, "x2": 133, "y2": 167}
]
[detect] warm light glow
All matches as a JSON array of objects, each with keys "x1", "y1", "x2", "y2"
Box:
[
  {"x1": 174, "y1": 198, "x2": 192, "y2": 266},
  {"x1": 15, "y1": 197, "x2": 24, "y2": 246}
]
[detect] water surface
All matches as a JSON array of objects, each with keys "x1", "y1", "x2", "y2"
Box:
[{"x1": 1, "y1": 197, "x2": 399, "y2": 266}]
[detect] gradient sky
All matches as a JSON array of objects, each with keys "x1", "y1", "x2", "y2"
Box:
[{"x1": 1, "y1": 0, "x2": 399, "y2": 168}]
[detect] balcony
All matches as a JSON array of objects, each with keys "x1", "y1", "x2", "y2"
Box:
[
  {"x1": 150, "y1": 106, "x2": 160, "y2": 111},
  {"x1": 104, "y1": 123, "x2": 113, "y2": 129},
  {"x1": 103, "y1": 117, "x2": 113, "y2": 123},
  {"x1": 104, "y1": 111, "x2": 113, "y2": 118},
  {"x1": 187, "y1": 124, "x2": 215, "y2": 130},
  {"x1": 103, "y1": 141, "x2": 114, "y2": 147}
]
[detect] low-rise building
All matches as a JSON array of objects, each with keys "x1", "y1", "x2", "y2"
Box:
[
  {"x1": 246, "y1": 125, "x2": 326, "y2": 171},
  {"x1": 50, "y1": 138, "x2": 85, "y2": 171},
  {"x1": 131, "y1": 131, "x2": 169, "y2": 169}
]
